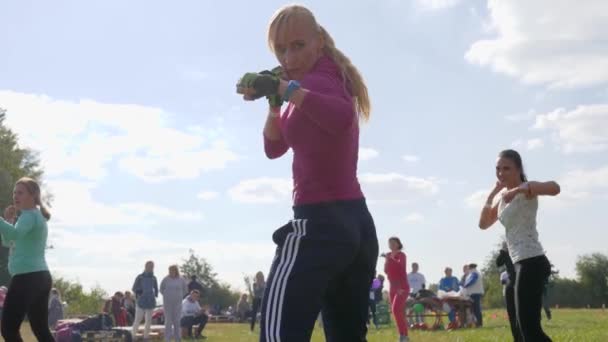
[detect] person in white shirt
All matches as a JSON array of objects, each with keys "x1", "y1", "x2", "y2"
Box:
[
  {"x1": 500, "y1": 271, "x2": 510, "y2": 297},
  {"x1": 180, "y1": 290, "x2": 208, "y2": 339},
  {"x1": 407, "y1": 263, "x2": 426, "y2": 297},
  {"x1": 160, "y1": 265, "x2": 188, "y2": 342},
  {"x1": 407, "y1": 263, "x2": 426, "y2": 324},
  {"x1": 463, "y1": 263, "x2": 484, "y2": 327}
]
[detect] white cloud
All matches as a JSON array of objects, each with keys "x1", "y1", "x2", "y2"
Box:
[
  {"x1": 360, "y1": 173, "x2": 439, "y2": 203},
  {"x1": 51, "y1": 229, "x2": 180, "y2": 263},
  {"x1": 512, "y1": 137, "x2": 542, "y2": 151},
  {"x1": 228, "y1": 177, "x2": 292, "y2": 204},
  {"x1": 48, "y1": 180, "x2": 142, "y2": 227},
  {"x1": 511, "y1": 139, "x2": 524, "y2": 149},
  {"x1": 0, "y1": 90, "x2": 238, "y2": 182},
  {"x1": 415, "y1": 0, "x2": 462, "y2": 11},
  {"x1": 120, "y1": 203, "x2": 203, "y2": 222},
  {"x1": 533, "y1": 104, "x2": 608, "y2": 153},
  {"x1": 557, "y1": 165, "x2": 608, "y2": 201},
  {"x1": 177, "y1": 65, "x2": 208, "y2": 82},
  {"x1": 49, "y1": 229, "x2": 275, "y2": 293},
  {"x1": 402, "y1": 155, "x2": 420, "y2": 163},
  {"x1": 403, "y1": 213, "x2": 425, "y2": 223},
  {"x1": 228, "y1": 173, "x2": 440, "y2": 204},
  {"x1": 47, "y1": 180, "x2": 203, "y2": 227},
  {"x1": 359, "y1": 147, "x2": 379, "y2": 161},
  {"x1": 465, "y1": 189, "x2": 489, "y2": 209},
  {"x1": 119, "y1": 141, "x2": 238, "y2": 183},
  {"x1": 526, "y1": 138, "x2": 544, "y2": 150},
  {"x1": 197, "y1": 191, "x2": 219, "y2": 201},
  {"x1": 505, "y1": 110, "x2": 536, "y2": 122},
  {"x1": 466, "y1": 0, "x2": 608, "y2": 89}
]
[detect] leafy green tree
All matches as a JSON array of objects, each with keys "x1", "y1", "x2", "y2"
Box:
[
  {"x1": 180, "y1": 249, "x2": 218, "y2": 289},
  {"x1": 576, "y1": 253, "x2": 608, "y2": 307},
  {"x1": 179, "y1": 249, "x2": 241, "y2": 310},
  {"x1": 480, "y1": 242, "x2": 504, "y2": 309},
  {"x1": 208, "y1": 282, "x2": 241, "y2": 311},
  {"x1": 548, "y1": 277, "x2": 589, "y2": 308},
  {"x1": 53, "y1": 277, "x2": 107, "y2": 316}
]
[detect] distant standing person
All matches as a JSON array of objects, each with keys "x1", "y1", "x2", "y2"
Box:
[
  {"x1": 251, "y1": 272, "x2": 265, "y2": 332},
  {"x1": 160, "y1": 265, "x2": 188, "y2": 342},
  {"x1": 479, "y1": 149, "x2": 560, "y2": 341},
  {"x1": 460, "y1": 265, "x2": 469, "y2": 288},
  {"x1": 500, "y1": 270, "x2": 510, "y2": 294},
  {"x1": 0, "y1": 177, "x2": 54, "y2": 342},
  {"x1": 123, "y1": 291, "x2": 136, "y2": 324},
  {"x1": 48, "y1": 288, "x2": 64, "y2": 329},
  {"x1": 187, "y1": 275, "x2": 204, "y2": 301},
  {"x1": 384, "y1": 237, "x2": 410, "y2": 342},
  {"x1": 407, "y1": 263, "x2": 426, "y2": 298},
  {"x1": 132, "y1": 261, "x2": 159, "y2": 341},
  {"x1": 368, "y1": 273, "x2": 385, "y2": 329},
  {"x1": 407, "y1": 262, "x2": 426, "y2": 324},
  {"x1": 463, "y1": 263, "x2": 484, "y2": 327}
]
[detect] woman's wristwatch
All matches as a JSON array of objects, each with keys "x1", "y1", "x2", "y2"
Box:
[{"x1": 282, "y1": 80, "x2": 301, "y2": 102}]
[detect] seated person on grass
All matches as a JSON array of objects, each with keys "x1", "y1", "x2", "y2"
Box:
[{"x1": 181, "y1": 290, "x2": 208, "y2": 339}]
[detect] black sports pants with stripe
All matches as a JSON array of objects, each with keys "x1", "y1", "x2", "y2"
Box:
[{"x1": 260, "y1": 198, "x2": 379, "y2": 342}]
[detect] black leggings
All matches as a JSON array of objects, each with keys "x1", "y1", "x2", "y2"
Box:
[
  {"x1": 250, "y1": 297, "x2": 262, "y2": 331},
  {"x1": 505, "y1": 278, "x2": 521, "y2": 342},
  {"x1": 515, "y1": 255, "x2": 552, "y2": 342},
  {"x1": 1, "y1": 271, "x2": 54, "y2": 342}
]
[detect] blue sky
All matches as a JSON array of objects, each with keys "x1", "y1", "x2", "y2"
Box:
[{"x1": 1, "y1": 0, "x2": 607, "y2": 294}]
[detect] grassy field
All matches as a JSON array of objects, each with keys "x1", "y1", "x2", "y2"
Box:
[{"x1": 21, "y1": 309, "x2": 608, "y2": 341}]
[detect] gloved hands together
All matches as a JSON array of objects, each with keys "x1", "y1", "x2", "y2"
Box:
[{"x1": 237, "y1": 66, "x2": 284, "y2": 108}]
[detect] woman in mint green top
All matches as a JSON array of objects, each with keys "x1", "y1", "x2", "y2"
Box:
[
  {"x1": 1, "y1": 208, "x2": 49, "y2": 275},
  {"x1": 0, "y1": 177, "x2": 54, "y2": 342}
]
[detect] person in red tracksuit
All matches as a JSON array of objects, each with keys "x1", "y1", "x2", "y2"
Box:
[{"x1": 384, "y1": 237, "x2": 410, "y2": 342}]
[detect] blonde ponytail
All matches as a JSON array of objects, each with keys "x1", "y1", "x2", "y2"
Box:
[
  {"x1": 16, "y1": 177, "x2": 51, "y2": 221},
  {"x1": 268, "y1": 5, "x2": 371, "y2": 121},
  {"x1": 318, "y1": 26, "x2": 371, "y2": 121},
  {"x1": 37, "y1": 199, "x2": 51, "y2": 221}
]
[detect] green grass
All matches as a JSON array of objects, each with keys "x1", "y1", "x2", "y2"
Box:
[{"x1": 21, "y1": 309, "x2": 608, "y2": 341}]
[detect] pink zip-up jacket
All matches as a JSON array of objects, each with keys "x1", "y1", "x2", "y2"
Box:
[{"x1": 263, "y1": 55, "x2": 364, "y2": 205}]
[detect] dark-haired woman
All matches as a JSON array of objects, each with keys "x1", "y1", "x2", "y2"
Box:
[
  {"x1": 383, "y1": 237, "x2": 410, "y2": 342},
  {"x1": 479, "y1": 149, "x2": 560, "y2": 341}
]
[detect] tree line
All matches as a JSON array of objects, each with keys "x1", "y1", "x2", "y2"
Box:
[{"x1": 479, "y1": 247, "x2": 608, "y2": 309}]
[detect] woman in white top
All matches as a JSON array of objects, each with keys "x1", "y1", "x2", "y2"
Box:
[
  {"x1": 479, "y1": 149, "x2": 559, "y2": 342},
  {"x1": 160, "y1": 265, "x2": 188, "y2": 342}
]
